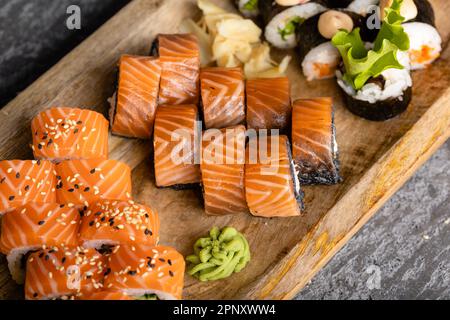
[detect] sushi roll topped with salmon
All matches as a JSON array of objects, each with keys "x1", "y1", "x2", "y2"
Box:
[
  {"x1": 25, "y1": 247, "x2": 108, "y2": 300},
  {"x1": 55, "y1": 159, "x2": 132, "y2": 208},
  {"x1": 110, "y1": 55, "x2": 162, "y2": 139},
  {"x1": 152, "y1": 34, "x2": 200, "y2": 105},
  {"x1": 79, "y1": 199, "x2": 160, "y2": 250},
  {"x1": 31, "y1": 107, "x2": 109, "y2": 162},
  {"x1": 0, "y1": 202, "x2": 80, "y2": 284},
  {"x1": 0, "y1": 160, "x2": 56, "y2": 216},
  {"x1": 104, "y1": 245, "x2": 185, "y2": 300}
]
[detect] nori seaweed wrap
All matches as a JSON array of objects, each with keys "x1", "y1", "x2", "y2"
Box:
[{"x1": 411, "y1": 0, "x2": 435, "y2": 26}]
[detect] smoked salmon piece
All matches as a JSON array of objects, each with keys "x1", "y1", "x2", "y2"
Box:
[
  {"x1": 25, "y1": 247, "x2": 108, "y2": 300},
  {"x1": 55, "y1": 159, "x2": 132, "y2": 207},
  {"x1": 0, "y1": 202, "x2": 80, "y2": 284},
  {"x1": 152, "y1": 34, "x2": 200, "y2": 105},
  {"x1": 153, "y1": 105, "x2": 201, "y2": 188},
  {"x1": 110, "y1": 55, "x2": 162, "y2": 139},
  {"x1": 292, "y1": 98, "x2": 341, "y2": 185},
  {"x1": 0, "y1": 160, "x2": 56, "y2": 215},
  {"x1": 79, "y1": 291, "x2": 133, "y2": 300},
  {"x1": 31, "y1": 107, "x2": 109, "y2": 161},
  {"x1": 246, "y1": 77, "x2": 291, "y2": 131},
  {"x1": 200, "y1": 67, "x2": 246, "y2": 129},
  {"x1": 104, "y1": 245, "x2": 185, "y2": 300},
  {"x1": 201, "y1": 125, "x2": 248, "y2": 215},
  {"x1": 245, "y1": 135, "x2": 303, "y2": 218},
  {"x1": 79, "y1": 199, "x2": 159, "y2": 249}
]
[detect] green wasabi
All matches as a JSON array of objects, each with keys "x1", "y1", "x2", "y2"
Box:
[
  {"x1": 186, "y1": 227, "x2": 251, "y2": 282},
  {"x1": 331, "y1": 0, "x2": 410, "y2": 90}
]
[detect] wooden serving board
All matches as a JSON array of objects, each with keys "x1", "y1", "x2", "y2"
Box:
[{"x1": 0, "y1": 0, "x2": 449, "y2": 300}]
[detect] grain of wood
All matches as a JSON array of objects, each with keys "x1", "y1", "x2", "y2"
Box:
[{"x1": 0, "y1": 0, "x2": 449, "y2": 300}]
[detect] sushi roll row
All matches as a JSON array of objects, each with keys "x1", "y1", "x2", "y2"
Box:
[{"x1": 0, "y1": 106, "x2": 186, "y2": 300}]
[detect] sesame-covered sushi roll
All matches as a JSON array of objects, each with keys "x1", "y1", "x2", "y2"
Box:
[
  {"x1": 246, "y1": 77, "x2": 291, "y2": 131},
  {"x1": 31, "y1": 107, "x2": 109, "y2": 161},
  {"x1": 110, "y1": 55, "x2": 162, "y2": 139},
  {"x1": 292, "y1": 98, "x2": 341, "y2": 185},
  {"x1": 25, "y1": 247, "x2": 108, "y2": 300},
  {"x1": 245, "y1": 135, "x2": 303, "y2": 218},
  {"x1": 298, "y1": 9, "x2": 376, "y2": 81},
  {"x1": 0, "y1": 160, "x2": 56, "y2": 216},
  {"x1": 380, "y1": 0, "x2": 442, "y2": 70},
  {"x1": 151, "y1": 34, "x2": 200, "y2": 105},
  {"x1": 104, "y1": 245, "x2": 185, "y2": 300},
  {"x1": 79, "y1": 199, "x2": 159, "y2": 251},
  {"x1": 0, "y1": 203, "x2": 80, "y2": 284},
  {"x1": 55, "y1": 159, "x2": 132, "y2": 207},
  {"x1": 259, "y1": 0, "x2": 327, "y2": 49},
  {"x1": 332, "y1": 0, "x2": 413, "y2": 121},
  {"x1": 201, "y1": 125, "x2": 248, "y2": 215},
  {"x1": 153, "y1": 105, "x2": 201, "y2": 188},
  {"x1": 200, "y1": 67, "x2": 246, "y2": 129}
]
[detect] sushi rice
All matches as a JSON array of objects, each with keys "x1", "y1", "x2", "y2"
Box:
[
  {"x1": 302, "y1": 41, "x2": 341, "y2": 81},
  {"x1": 347, "y1": 0, "x2": 379, "y2": 16},
  {"x1": 265, "y1": 3, "x2": 326, "y2": 49},
  {"x1": 402, "y1": 22, "x2": 441, "y2": 70}
]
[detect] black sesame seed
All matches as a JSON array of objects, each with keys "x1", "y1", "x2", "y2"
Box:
[
  {"x1": 25, "y1": 185, "x2": 30, "y2": 191},
  {"x1": 74, "y1": 128, "x2": 79, "y2": 134},
  {"x1": 168, "y1": 259, "x2": 172, "y2": 266},
  {"x1": 89, "y1": 221, "x2": 95, "y2": 227},
  {"x1": 95, "y1": 211, "x2": 102, "y2": 216},
  {"x1": 77, "y1": 121, "x2": 83, "y2": 125},
  {"x1": 47, "y1": 139, "x2": 53, "y2": 146},
  {"x1": 0, "y1": 177, "x2": 5, "y2": 184},
  {"x1": 37, "y1": 160, "x2": 41, "y2": 165},
  {"x1": 104, "y1": 268, "x2": 111, "y2": 276},
  {"x1": 38, "y1": 144, "x2": 43, "y2": 150},
  {"x1": 84, "y1": 187, "x2": 90, "y2": 192},
  {"x1": 74, "y1": 184, "x2": 79, "y2": 189},
  {"x1": 44, "y1": 255, "x2": 49, "y2": 261},
  {"x1": 90, "y1": 169, "x2": 96, "y2": 174},
  {"x1": 33, "y1": 293, "x2": 38, "y2": 298},
  {"x1": 128, "y1": 270, "x2": 137, "y2": 276},
  {"x1": 101, "y1": 217, "x2": 106, "y2": 222},
  {"x1": 49, "y1": 249, "x2": 55, "y2": 254},
  {"x1": 9, "y1": 196, "x2": 15, "y2": 201},
  {"x1": 15, "y1": 172, "x2": 20, "y2": 179},
  {"x1": 159, "y1": 258, "x2": 166, "y2": 263},
  {"x1": 39, "y1": 253, "x2": 44, "y2": 258},
  {"x1": 60, "y1": 204, "x2": 65, "y2": 208},
  {"x1": 68, "y1": 188, "x2": 75, "y2": 193},
  {"x1": 169, "y1": 271, "x2": 174, "y2": 277},
  {"x1": 38, "y1": 221, "x2": 45, "y2": 226},
  {"x1": 144, "y1": 229, "x2": 153, "y2": 236},
  {"x1": 62, "y1": 257, "x2": 66, "y2": 264},
  {"x1": 56, "y1": 176, "x2": 62, "y2": 180}
]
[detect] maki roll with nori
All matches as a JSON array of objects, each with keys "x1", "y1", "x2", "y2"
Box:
[
  {"x1": 346, "y1": 0, "x2": 380, "y2": 16},
  {"x1": 332, "y1": 0, "x2": 413, "y2": 121},
  {"x1": 259, "y1": 0, "x2": 327, "y2": 49},
  {"x1": 380, "y1": 0, "x2": 441, "y2": 69},
  {"x1": 235, "y1": 0, "x2": 260, "y2": 18},
  {"x1": 297, "y1": 9, "x2": 376, "y2": 81}
]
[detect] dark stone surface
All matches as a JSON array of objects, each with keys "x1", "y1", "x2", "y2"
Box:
[{"x1": 0, "y1": 0, "x2": 448, "y2": 300}]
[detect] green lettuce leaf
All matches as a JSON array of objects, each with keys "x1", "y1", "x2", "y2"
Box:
[{"x1": 331, "y1": 0, "x2": 410, "y2": 90}]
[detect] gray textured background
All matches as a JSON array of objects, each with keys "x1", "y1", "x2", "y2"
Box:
[{"x1": 0, "y1": 0, "x2": 448, "y2": 300}]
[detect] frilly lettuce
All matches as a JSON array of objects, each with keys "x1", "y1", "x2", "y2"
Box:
[{"x1": 331, "y1": 0, "x2": 410, "y2": 90}]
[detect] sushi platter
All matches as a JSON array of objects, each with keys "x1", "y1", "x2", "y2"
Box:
[{"x1": 0, "y1": 0, "x2": 449, "y2": 300}]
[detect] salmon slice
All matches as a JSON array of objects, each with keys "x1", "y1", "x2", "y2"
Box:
[
  {"x1": 79, "y1": 199, "x2": 159, "y2": 249},
  {"x1": 0, "y1": 202, "x2": 80, "y2": 284},
  {"x1": 104, "y1": 245, "x2": 185, "y2": 300},
  {"x1": 0, "y1": 160, "x2": 56, "y2": 215},
  {"x1": 246, "y1": 77, "x2": 291, "y2": 131},
  {"x1": 201, "y1": 125, "x2": 248, "y2": 215},
  {"x1": 110, "y1": 55, "x2": 162, "y2": 139},
  {"x1": 153, "y1": 104, "x2": 201, "y2": 188},
  {"x1": 78, "y1": 290, "x2": 133, "y2": 300},
  {"x1": 152, "y1": 34, "x2": 200, "y2": 105},
  {"x1": 55, "y1": 159, "x2": 132, "y2": 207},
  {"x1": 200, "y1": 67, "x2": 246, "y2": 129},
  {"x1": 31, "y1": 107, "x2": 109, "y2": 161},
  {"x1": 292, "y1": 98, "x2": 341, "y2": 185},
  {"x1": 245, "y1": 135, "x2": 303, "y2": 218},
  {"x1": 25, "y1": 247, "x2": 108, "y2": 300}
]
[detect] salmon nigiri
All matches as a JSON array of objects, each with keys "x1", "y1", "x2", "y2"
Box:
[
  {"x1": 25, "y1": 247, "x2": 108, "y2": 300},
  {"x1": 200, "y1": 67, "x2": 246, "y2": 129},
  {"x1": 110, "y1": 55, "x2": 162, "y2": 139},
  {"x1": 55, "y1": 159, "x2": 132, "y2": 207},
  {"x1": 245, "y1": 135, "x2": 303, "y2": 218},
  {"x1": 153, "y1": 104, "x2": 201, "y2": 188},
  {"x1": 0, "y1": 202, "x2": 80, "y2": 284},
  {"x1": 292, "y1": 98, "x2": 341, "y2": 185},
  {"x1": 79, "y1": 199, "x2": 159, "y2": 250},
  {"x1": 31, "y1": 107, "x2": 109, "y2": 161},
  {"x1": 104, "y1": 245, "x2": 185, "y2": 300},
  {"x1": 201, "y1": 125, "x2": 248, "y2": 215},
  {"x1": 246, "y1": 77, "x2": 291, "y2": 131},
  {"x1": 152, "y1": 34, "x2": 200, "y2": 105},
  {"x1": 0, "y1": 160, "x2": 56, "y2": 215}
]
